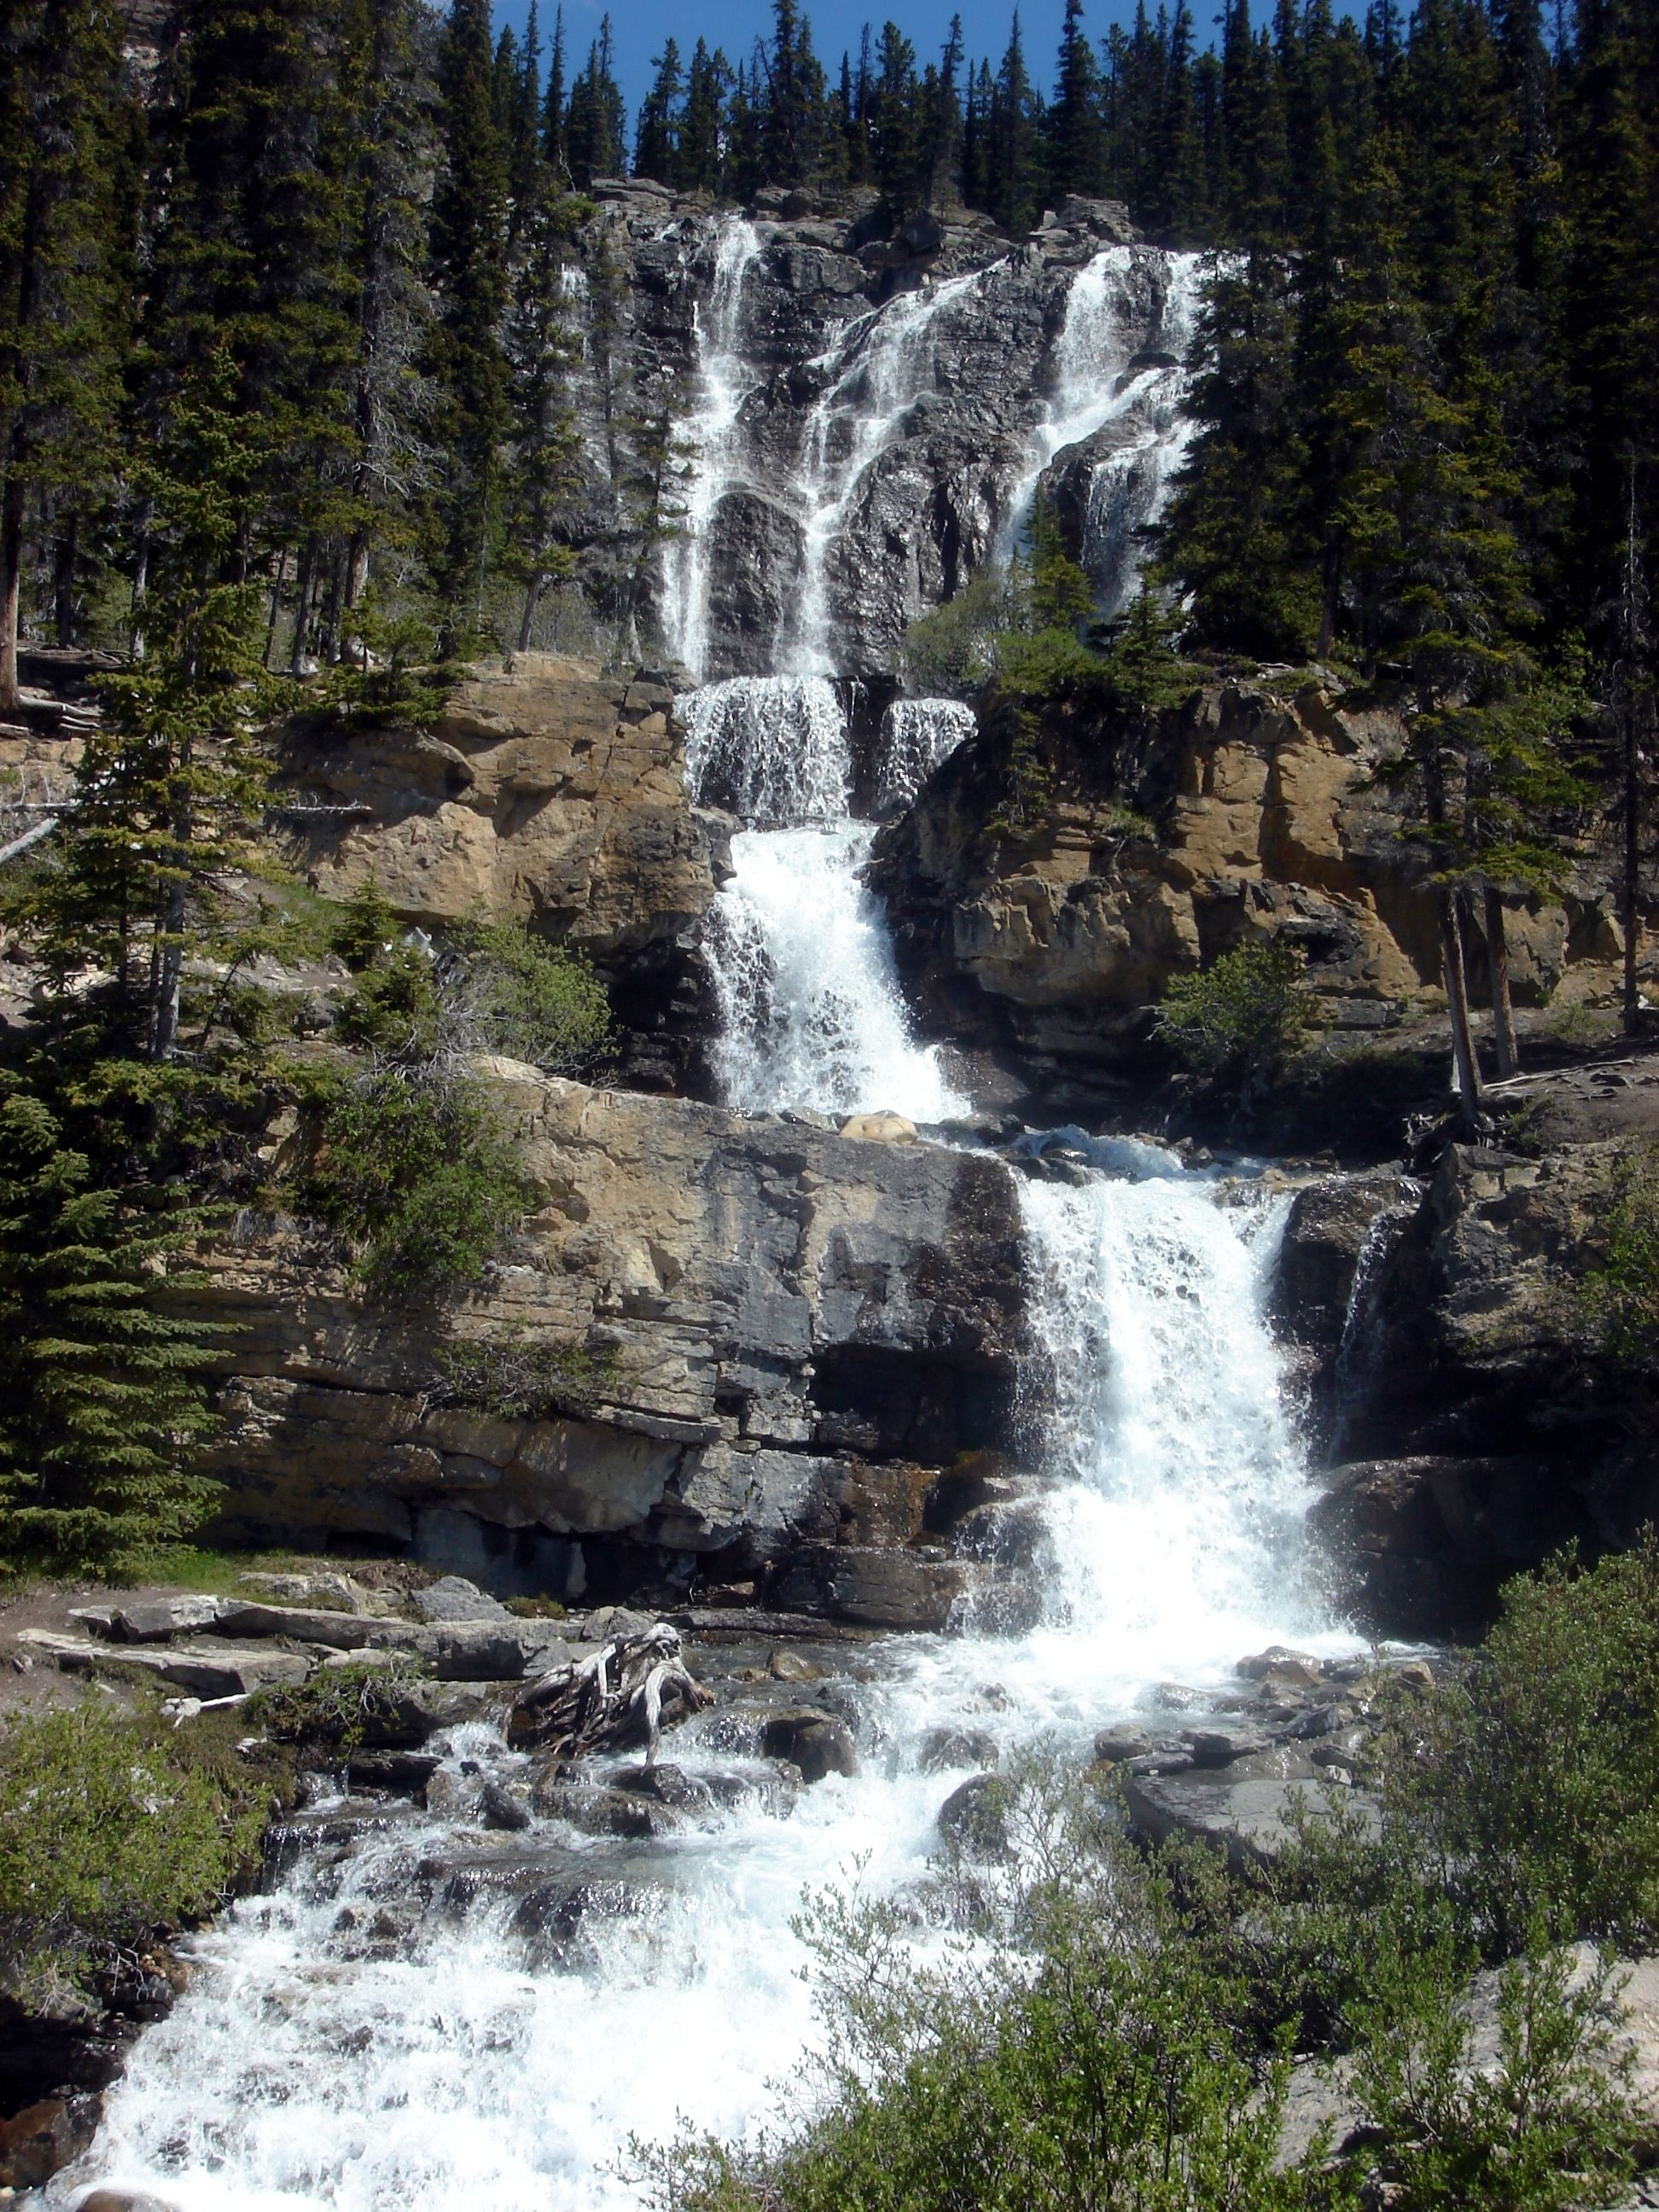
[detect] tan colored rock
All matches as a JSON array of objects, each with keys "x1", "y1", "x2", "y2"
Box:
[
  {"x1": 838, "y1": 1111, "x2": 918, "y2": 1142},
  {"x1": 275, "y1": 655, "x2": 725, "y2": 958}
]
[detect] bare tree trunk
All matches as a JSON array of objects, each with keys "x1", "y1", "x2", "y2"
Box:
[
  {"x1": 517, "y1": 572, "x2": 545, "y2": 656},
  {"x1": 1625, "y1": 694, "x2": 1643, "y2": 1039},
  {"x1": 288, "y1": 539, "x2": 316, "y2": 676},
  {"x1": 1484, "y1": 884, "x2": 1518, "y2": 1078},
  {"x1": 1317, "y1": 539, "x2": 1341, "y2": 662},
  {"x1": 1441, "y1": 890, "x2": 1483, "y2": 1126},
  {"x1": 265, "y1": 546, "x2": 288, "y2": 669},
  {"x1": 52, "y1": 509, "x2": 77, "y2": 647},
  {"x1": 0, "y1": 473, "x2": 25, "y2": 715},
  {"x1": 129, "y1": 504, "x2": 151, "y2": 661}
]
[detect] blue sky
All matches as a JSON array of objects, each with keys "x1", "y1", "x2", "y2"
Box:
[{"x1": 497, "y1": 0, "x2": 1157, "y2": 135}]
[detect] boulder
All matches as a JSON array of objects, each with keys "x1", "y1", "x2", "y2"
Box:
[
  {"x1": 936, "y1": 1773, "x2": 1006, "y2": 1859},
  {"x1": 919, "y1": 1726, "x2": 1000, "y2": 1773},
  {"x1": 411, "y1": 1575, "x2": 511, "y2": 1624},
  {"x1": 1123, "y1": 1762, "x2": 1380, "y2": 1872},
  {"x1": 0, "y1": 2093, "x2": 101, "y2": 2189},
  {"x1": 838, "y1": 1112, "x2": 918, "y2": 1144},
  {"x1": 760, "y1": 1709, "x2": 859, "y2": 1782}
]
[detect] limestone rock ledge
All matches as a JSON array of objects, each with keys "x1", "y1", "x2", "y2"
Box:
[
  {"x1": 189, "y1": 1069, "x2": 1033, "y2": 1618},
  {"x1": 274, "y1": 656, "x2": 731, "y2": 1091}
]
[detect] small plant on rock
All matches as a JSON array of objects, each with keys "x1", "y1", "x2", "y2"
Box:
[{"x1": 1157, "y1": 940, "x2": 1316, "y2": 1079}]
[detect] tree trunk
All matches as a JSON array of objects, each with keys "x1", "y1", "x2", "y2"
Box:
[
  {"x1": 1440, "y1": 890, "x2": 1483, "y2": 1125},
  {"x1": 288, "y1": 539, "x2": 316, "y2": 675},
  {"x1": 265, "y1": 547, "x2": 288, "y2": 669},
  {"x1": 1624, "y1": 687, "x2": 1643, "y2": 1039},
  {"x1": 52, "y1": 510, "x2": 78, "y2": 648},
  {"x1": 516, "y1": 571, "x2": 545, "y2": 656},
  {"x1": 0, "y1": 473, "x2": 25, "y2": 715},
  {"x1": 1317, "y1": 538, "x2": 1341, "y2": 661},
  {"x1": 1483, "y1": 884, "x2": 1518, "y2": 1078}
]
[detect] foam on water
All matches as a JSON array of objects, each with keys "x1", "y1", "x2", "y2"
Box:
[{"x1": 874, "y1": 696, "x2": 977, "y2": 813}]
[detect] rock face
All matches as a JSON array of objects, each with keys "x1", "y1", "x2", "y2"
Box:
[
  {"x1": 1278, "y1": 1140, "x2": 1658, "y2": 1633},
  {"x1": 276, "y1": 657, "x2": 730, "y2": 1091},
  {"x1": 874, "y1": 681, "x2": 1631, "y2": 1116},
  {"x1": 189, "y1": 1068, "x2": 1033, "y2": 1620},
  {"x1": 564, "y1": 186, "x2": 1180, "y2": 681}
]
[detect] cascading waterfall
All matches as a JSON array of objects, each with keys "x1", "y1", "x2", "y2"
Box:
[
  {"x1": 874, "y1": 696, "x2": 977, "y2": 814},
  {"x1": 56, "y1": 226, "x2": 1355, "y2": 2212},
  {"x1": 784, "y1": 268, "x2": 990, "y2": 675},
  {"x1": 660, "y1": 218, "x2": 764, "y2": 681},
  {"x1": 67, "y1": 1158, "x2": 1339, "y2": 2212}
]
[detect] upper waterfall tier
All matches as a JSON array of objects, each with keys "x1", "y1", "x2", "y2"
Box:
[{"x1": 601, "y1": 199, "x2": 1200, "y2": 682}]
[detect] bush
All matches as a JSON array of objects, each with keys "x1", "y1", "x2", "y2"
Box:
[
  {"x1": 0, "y1": 1703, "x2": 275, "y2": 1999},
  {"x1": 1582, "y1": 1147, "x2": 1659, "y2": 1370},
  {"x1": 250, "y1": 1656, "x2": 431, "y2": 1751},
  {"x1": 1157, "y1": 940, "x2": 1315, "y2": 1077},
  {"x1": 901, "y1": 568, "x2": 1022, "y2": 697},
  {"x1": 431, "y1": 1326, "x2": 616, "y2": 1421},
  {"x1": 445, "y1": 922, "x2": 611, "y2": 1073},
  {"x1": 297, "y1": 1062, "x2": 529, "y2": 1295},
  {"x1": 1373, "y1": 1538, "x2": 1659, "y2": 1952}
]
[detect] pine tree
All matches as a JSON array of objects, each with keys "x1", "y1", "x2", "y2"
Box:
[
  {"x1": 988, "y1": 11, "x2": 1044, "y2": 232},
  {"x1": 427, "y1": 0, "x2": 511, "y2": 644},
  {"x1": 634, "y1": 39, "x2": 685, "y2": 183},
  {"x1": 567, "y1": 19, "x2": 626, "y2": 187},
  {"x1": 0, "y1": 1086, "x2": 223, "y2": 1575},
  {"x1": 677, "y1": 40, "x2": 728, "y2": 194},
  {"x1": 761, "y1": 0, "x2": 828, "y2": 187},
  {"x1": 871, "y1": 22, "x2": 919, "y2": 212},
  {"x1": 0, "y1": 0, "x2": 137, "y2": 709},
  {"x1": 542, "y1": 4, "x2": 568, "y2": 176},
  {"x1": 1047, "y1": 0, "x2": 1104, "y2": 200},
  {"x1": 503, "y1": 178, "x2": 581, "y2": 649}
]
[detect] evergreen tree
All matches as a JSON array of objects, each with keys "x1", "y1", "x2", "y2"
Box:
[
  {"x1": 542, "y1": 3, "x2": 568, "y2": 175},
  {"x1": 0, "y1": 0, "x2": 136, "y2": 707},
  {"x1": 567, "y1": 18, "x2": 626, "y2": 186},
  {"x1": 677, "y1": 40, "x2": 728, "y2": 194},
  {"x1": 871, "y1": 22, "x2": 919, "y2": 210},
  {"x1": 503, "y1": 178, "x2": 581, "y2": 649},
  {"x1": 427, "y1": 0, "x2": 511, "y2": 643},
  {"x1": 1047, "y1": 0, "x2": 1104, "y2": 200},
  {"x1": 635, "y1": 39, "x2": 685, "y2": 183},
  {"x1": 987, "y1": 11, "x2": 1045, "y2": 232},
  {"x1": 761, "y1": 0, "x2": 828, "y2": 186}
]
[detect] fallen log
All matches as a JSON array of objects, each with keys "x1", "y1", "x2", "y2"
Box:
[{"x1": 506, "y1": 1621, "x2": 712, "y2": 1764}]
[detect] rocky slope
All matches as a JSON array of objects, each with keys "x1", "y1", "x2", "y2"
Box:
[
  {"x1": 187, "y1": 1068, "x2": 1034, "y2": 1629},
  {"x1": 873, "y1": 676, "x2": 1644, "y2": 1122}
]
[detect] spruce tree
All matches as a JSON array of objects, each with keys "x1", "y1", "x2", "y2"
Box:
[
  {"x1": 635, "y1": 40, "x2": 685, "y2": 183},
  {"x1": 677, "y1": 41, "x2": 729, "y2": 194},
  {"x1": 504, "y1": 178, "x2": 581, "y2": 650},
  {"x1": 988, "y1": 11, "x2": 1044, "y2": 232},
  {"x1": 428, "y1": 0, "x2": 511, "y2": 645},
  {"x1": 1047, "y1": 0, "x2": 1104, "y2": 200}
]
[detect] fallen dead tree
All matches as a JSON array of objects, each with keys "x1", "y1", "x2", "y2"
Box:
[{"x1": 507, "y1": 1621, "x2": 712, "y2": 1764}]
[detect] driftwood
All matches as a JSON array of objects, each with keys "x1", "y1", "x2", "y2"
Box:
[{"x1": 507, "y1": 1622, "x2": 712, "y2": 1764}]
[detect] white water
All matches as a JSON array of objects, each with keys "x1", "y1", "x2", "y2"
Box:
[
  {"x1": 69, "y1": 1158, "x2": 1336, "y2": 2212},
  {"x1": 680, "y1": 673, "x2": 850, "y2": 825},
  {"x1": 784, "y1": 268, "x2": 991, "y2": 675},
  {"x1": 703, "y1": 821, "x2": 966, "y2": 1121},
  {"x1": 661, "y1": 218, "x2": 765, "y2": 681},
  {"x1": 1001, "y1": 247, "x2": 1205, "y2": 610},
  {"x1": 874, "y1": 696, "x2": 977, "y2": 814}
]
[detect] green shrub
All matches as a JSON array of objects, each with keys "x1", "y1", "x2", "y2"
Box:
[
  {"x1": 432, "y1": 1326, "x2": 617, "y2": 1421},
  {"x1": 250, "y1": 1656, "x2": 430, "y2": 1751},
  {"x1": 447, "y1": 922, "x2": 611, "y2": 1072},
  {"x1": 1581, "y1": 1147, "x2": 1659, "y2": 1370},
  {"x1": 1373, "y1": 1539, "x2": 1659, "y2": 1952},
  {"x1": 297, "y1": 1062, "x2": 529, "y2": 1295},
  {"x1": 0, "y1": 1703, "x2": 275, "y2": 1998},
  {"x1": 1157, "y1": 940, "x2": 1315, "y2": 1077},
  {"x1": 900, "y1": 567, "x2": 1022, "y2": 697}
]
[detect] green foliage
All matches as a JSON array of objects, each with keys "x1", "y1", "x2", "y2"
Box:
[
  {"x1": 330, "y1": 878, "x2": 401, "y2": 973},
  {"x1": 335, "y1": 942, "x2": 445, "y2": 1058},
  {"x1": 432, "y1": 1325, "x2": 617, "y2": 1421},
  {"x1": 900, "y1": 568, "x2": 1022, "y2": 698},
  {"x1": 1348, "y1": 1937, "x2": 1633, "y2": 2212},
  {"x1": 0, "y1": 1085, "x2": 223, "y2": 1577},
  {"x1": 1157, "y1": 940, "x2": 1316, "y2": 1078},
  {"x1": 1580, "y1": 1148, "x2": 1659, "y2": 1370},
  {"x1": 1374, "y1": 1538, "x2": 1659, "y2": 1951},
  {"x1": 296, "y1": 1061, "x2": 529, "y2": 1297},
  {"x1": 321, "y1": 598, "x2": 460, "y2": 732},
  {"x1": 250, "y1": 1655, "x2": 430, "y2": 1752},
  {"x1": 445, "y1": 922, "x2": 611, "y2": 1072},
  {"x1": 0, "y1": 1702, "x2": 274, "y2": 2000}
]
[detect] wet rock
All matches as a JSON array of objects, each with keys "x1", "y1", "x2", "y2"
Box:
[
  {"x1": 769, "y1": 1546, "x2": 970, "y2": 1632},
  {"x1": 77, "y1": 2192, "x2": 181, "y2": 2212},
  {"x1": 1123, "y1": 1763, "x2": 1379, "y2": 1871},
  {"x1": 1092, "y1": 1724, "x2": 1152, "y2": 1763},
  {"x1": 479, "y1": 1778, "x2": 533, "y2": 1831},
  {"x1": 919, "y1": 1726, "x2": 1000, "y2": 1773},
  {"x1": 760, "y1": 1709, "x2": 859, "y2": 1782},
  {"x1": 412, "y1": 1575, "x2": 511, "y2": 1624},
  {"x1": 1237, "y1": 1648, "x2": 1324, "y2": 1688},
  {"x1": 610, "y1": 1761, "x2": 716, "y2": 1814},
  {"x1": 1272, "y1": 1174, "x2": 1415, "y2": 1350},
  {"x1": 838, "y1": 1112, "x2": 918, "y2": 1144},
  {"x1": 529, "y1": 1777, "x2": 680, "y2": 1839},
  {"x1": 1180, "y1": 1721, "x2": 1271, "y2": 1767},
  {"x1": 937, "y1": 1773, "x2": 1006, "y2": 1859},
  {"x1": 767, "y1": 1645, "x2": 822, "y2": 1684},
  {"x1": 345, "y1": 1749, "x2": 442, "y2": 1795},
  {"x1": 0, "y1": 2093, "x2": 101, "y2": 2188},
  {"x1": 422, "y1": 1767, "x2": 478, "y2": 1821},
  {"x1": 509, "y1": 1874, "x2": 658, "y2": 1972}
]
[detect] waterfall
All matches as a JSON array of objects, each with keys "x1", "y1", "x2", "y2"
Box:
[
  {"x1": 661, "y1": 218, "x2": 764, "y2": 681},
  {"x1": 70, "y1": 1160, "x2": 1341, "y2": 2212},
  {"x1": 681, "y1": 674, "x2": 964, "y2": 1121},
  {"x1": 1000, "y1": 247, "x2": 1206, "y2": 606},
  {"x1": 784, "y1": 268, "x2": 992, "y2": 676},
  {"x1": 680, "y1": 673, "x2": 850, "y2": 824},
  {"x1": 874, "y1": 696, "x2": 977, "y2": 813},
  {"x1": 703, "y1": 822, "x2": 967, "y2": 1121}
]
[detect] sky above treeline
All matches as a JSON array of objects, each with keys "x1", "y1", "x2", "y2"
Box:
[{"x1": 496, "y1": 0, "x2": 1150, "y2": 137}]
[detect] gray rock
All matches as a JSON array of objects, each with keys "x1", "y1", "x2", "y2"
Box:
[
  {"x1": 1180, "y1": 1721, "x2": 1271, "y2": 1767},
  {"x1": 760, "y1": 1709, "x2": 859, "y2": 1783},
  {"x1": 1123, "y1": 1768, "x2": 1380, "y2": 1871},
  {"x1": 937, "y1": 1773, "x2": 1006, "y2": 1859},
  {"x1": 1093, "y1": 1724, "x2": 1153, "y2": 1763},
  {"x1": 918, "y1": 1726, "x2": 1000, "y2": 1773},
  {"x1": 109, "y1": 1595, "x2": 224, "y2": 1642},
  {"x1": 479, "y1": 1778, "x2": 533, "y2": 1831},
  {"x1": 412, "y1": 1575, "x2": 511, "y2": 1624}
]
